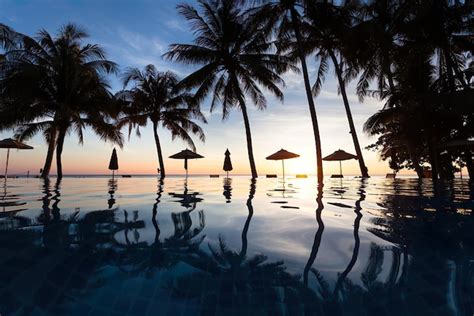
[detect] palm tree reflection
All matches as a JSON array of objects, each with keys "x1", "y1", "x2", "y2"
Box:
[
  {"x1": 333, "y1": 179, "x2": 365, "y2": 297},
  {"x1": 303, "y1": 184, "x2": 325, "y2": 286},
  {"x1": 117, "y1": 178, "x2": 206, "y2": 275},
  {"x1": 171, "y1": 179, "x2": 312, "y2": 312}
]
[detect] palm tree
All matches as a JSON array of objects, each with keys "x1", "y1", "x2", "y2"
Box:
[
  {"x1": 253, "y1": 0, "x2": 325, "y2": 184},
  {"x1": 303, "y1": 2, "x2": 369, "y2": 178},
  {"x1": 411, "y1": 0, "x2": 473, "y2": 92},
  {"x1": 352, "y1": 0, "x2": 407, "y2": 99},
  {"x1": 0, "y1": 23, "x2": 122, "y2": 179},
  {"x1": 165, "y1": 0, "x2": 295, "y2": 179},
  {"x1": 116, "y1": 65, "x2": 206, "y2": 179}
]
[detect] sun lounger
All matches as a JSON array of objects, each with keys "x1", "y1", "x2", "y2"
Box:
[
  {"x1": 209, "y1": 174, "x2": 219, "y2": 178},
  {"x1": 330, "y1": 174, "x2": 343, "y2": 178},
  {"x1": 266, "y1": 174, "x2": 277, "y2": 178},
  {"x1": 296, "y1": 174, "x2": 307, "y2": 178}
]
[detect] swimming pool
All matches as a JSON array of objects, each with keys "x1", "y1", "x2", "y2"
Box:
[{"x1": 0, "y1": 176, "x2": 473, "y2": 315}]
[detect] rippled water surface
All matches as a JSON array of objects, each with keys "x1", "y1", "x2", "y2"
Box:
[{"x1": 0, "y1": 176, "x2": 473, "y2": 315}]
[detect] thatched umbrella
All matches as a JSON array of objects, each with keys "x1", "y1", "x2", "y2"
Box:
[
  {"x1": 266, "y1": 149, "x2": 300, "y2": 179},
  {"x1": 0, "y1": 138, "x2": 33, "y2": 179},
  {"x1": 323, "y1": 149, "x2": 358, "y2": 178},
  {"x1": 169, "y1": 149, "x2": 204, "y2": 179},
  {"x1": 223, "y1": 149, "x2": 233, "y2": 178},
  {"x1": 108, "y1": 148, "x2": 119, "y2": 180}
]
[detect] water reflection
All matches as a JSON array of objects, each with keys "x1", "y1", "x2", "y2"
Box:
[
  {"x1": 169, "y1": 180, "x2": 203, "y2": 211},
  {"x1": 333, "y1": 179, "x2": 365, "y2": 297},
  {"x1": 0, "y1": 178, "x2": 26, "y2": 212},
  {"x1": 267, "y1": 179, "x2": 300, "y2": 209},
  {"x1": 223, "y1": 177, "x2": 232, "y2": 203},
  {"x1": 107, "y1": 178, "x2": 117, "y2": 209},
  {"x1": 171, "y1": 179, "x2": 314, "y2": 314},
  {"x1": 303, "y1": 184, "x2": 325, "y2": 286},
  {"x1": 0, "y1": 177, "x2": 473, "y2": 315}
]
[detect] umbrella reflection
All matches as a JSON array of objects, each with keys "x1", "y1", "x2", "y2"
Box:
[
  {"x1": 0, "y1": 179, "x2": 27, "y2": 213},
  {"x1": 107, "y1": 178, "x2": 118, "y2": 209},
  {"x1": 223, "y1": 177, "x2": 232, "y2": 203},
  {"x1": 169, "y1": 180, "x2": 203, "y2": 211}
]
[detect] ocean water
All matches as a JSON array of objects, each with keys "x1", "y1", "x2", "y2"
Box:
[{"x1": 0, "y1": 176, "x2": 473, "y2": 315}]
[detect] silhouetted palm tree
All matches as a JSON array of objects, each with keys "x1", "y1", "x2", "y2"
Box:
[
  {"x1": 254, "y1": 0, "x2": 325, "y2": 183},
  {"x1": 304, "y1": 2, "x2": 369, "y2": 177},
  {"x1": 0, "y1": 23, "x2": 122, "y2": 178},
  {"x1": 165, "y1": 0, "x2": 295, "y2": 178},
  {"x1": 353, "y1": 0, "x2": 405, "y2": 99},
  {"x1": 116, "y1": 65, "x2": 206, "y2": 179}
]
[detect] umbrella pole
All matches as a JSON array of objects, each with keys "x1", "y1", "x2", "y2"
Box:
[
  {"x1": 339, "y1": 161, "x2": 342, "y2": 177},
  {"x1": 185, "y1": 158, "x2": 188, "y2": 180},
  {"x1": 282, "y1": 160, "x2": 285, "y2": 181},
  {"x1": 4, "y1": 148, "x2": 10, "y2": 179}
]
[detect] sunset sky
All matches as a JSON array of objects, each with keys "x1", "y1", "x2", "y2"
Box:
[{"x1": 0, "y1": 0, "x2": 401, "y2": 176}]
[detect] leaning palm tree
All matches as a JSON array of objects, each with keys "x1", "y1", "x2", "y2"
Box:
[
  {"x1": 303, "y1": 2, "x2": 369, "y2": 178},
  {"x1": 0, "y1": 23, "x2": 122, "y2": 178},
  {"x1": 116, "y1": 65, "x2": 206, "y2": 179},
  {"x1": 252, "y1": 0, "x2": 325, "y2": 184},
  {"x1": 165, "y1": 0, "x2": 295, "y2": 179}
]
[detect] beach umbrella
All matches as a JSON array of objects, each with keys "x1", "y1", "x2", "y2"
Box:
[
  {"x1": 169, "y1": 149, "x2": 204, "y2": 179},
  {"x1": 266, "y1": 149, "x2": 300, "y2": 179},
  {"x1": 223, "y1": 149, "x2": 233, "y2": 178},
  {"x1": 323, "y1": 149, "x2": 358, "y2": 177},
  {"x1": 108, "y1": 148, "x2": 119, "y2": 179},
  {"x1": 0, "y1": 138, "x2": 33, "y2": 179}
]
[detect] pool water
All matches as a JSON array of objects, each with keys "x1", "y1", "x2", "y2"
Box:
[{"x1": 0, "y1": 176, "x2": 473, "y2": 315}]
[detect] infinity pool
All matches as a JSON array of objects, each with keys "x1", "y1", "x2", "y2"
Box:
[{"x1": 0, "y1": 176, "x2": 473, "y2": 315}]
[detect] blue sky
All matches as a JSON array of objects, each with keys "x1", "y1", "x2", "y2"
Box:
[{"x1": 0, "y1": 0, "x2": 394, "y2": 176}]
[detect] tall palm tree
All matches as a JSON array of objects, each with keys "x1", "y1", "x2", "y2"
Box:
[
  {"x1": 165, "y1": 0, "x2": 295, "y2": 179},
  {"x1": 253, "y1": 0, "x2": 325, "y2": 184},
  {"x1": 410, "y1": 0, "x2": 473, "y2": 91},
  {"x1": 0, "y1": 23, "x2": 122, "y2": 179},
  {"x1": 116, "y1": 65, "x2": 206, "y2": 179},
  {"x1": 353, "y1": 0, "x2": 407, "y2": 99},
  {"x1": 303, "y1": 2, "x2": 369, "y2": 178}
]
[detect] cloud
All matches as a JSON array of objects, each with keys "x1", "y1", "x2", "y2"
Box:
[{"x1": 165, "y1": 19, "x2": 187, "y2": 32}]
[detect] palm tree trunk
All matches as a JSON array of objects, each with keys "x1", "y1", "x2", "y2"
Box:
[
  {"x1": 407, "y1": 143, "x2": 424, "y2": 179},
  {"x1": 55, "y1": 128, "x2": 67, "y2": 179},
  {"x1": 428, "y1": 140, "x2": 440, "y2": 182},
  {"x1": 330, "y1": 51, "x2": 369, "y2": 178},
  {"x1": 464, "y1": 151, "x2": 473, "y2": 179},
  {"x1": 40, "y1": 128, "x2": 58, "y2": 179},
  {"x1": 240, "y1": 101, "x2": 258, "y2": 178},
  {"x1": 152, "y1": 121, "x2": 165, "y2": 179},
  {"x1": 445, "y1": 52, "x2": 456, "y2": 91},
  {"x1": 290, "y1": 8, "x2": 324, "y2": 184}
]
